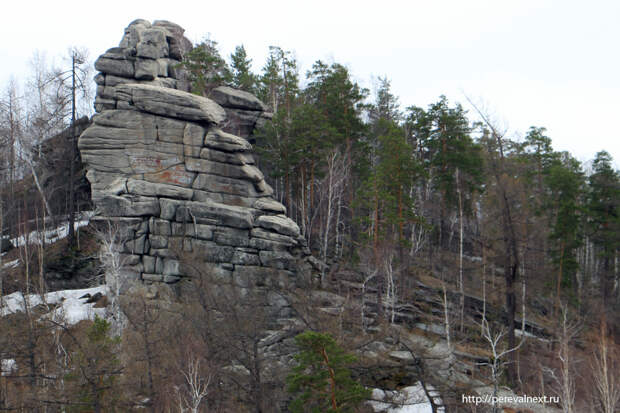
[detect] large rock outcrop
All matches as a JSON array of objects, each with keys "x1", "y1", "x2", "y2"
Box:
[{"x1": 80, "y1": 20, "x2": 308, "y2": 297}]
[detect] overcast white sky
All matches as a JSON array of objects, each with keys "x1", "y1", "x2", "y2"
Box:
[{"x1": 2, "y1": 0, "x2": 618, "y2": 167}]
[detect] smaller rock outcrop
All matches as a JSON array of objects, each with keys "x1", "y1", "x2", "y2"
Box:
[
  {"x1": 209, "y1": 86, "x2": 271, "y2": 142},
  {"x1": 93, "y1": 19, "x2": 192, "y2": 112}
]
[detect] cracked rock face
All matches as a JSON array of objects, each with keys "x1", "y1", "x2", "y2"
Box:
[{"x1": 81, "y1": 20, "x2": 305, "y2": 296}]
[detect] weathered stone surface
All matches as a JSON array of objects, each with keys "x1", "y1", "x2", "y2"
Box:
[
  {"x1": 98, "y1": 194, "x2": 160, "y2": 217},
  {"x1": 248, "y1": 237, "x2": 291, "y2": 251},
  {"x1": 80, "y1": 149, "x2": 131, "y2": 173},
  {"x1": 124, "y1": 234, "x2": 148, "y2": 254},
  {"x1": 150, "y1": 248, "x2": 176, "y2": 258},
  {"x1": 162, "y1": 258, "x2": 181, "y2": 276},
  {"x1": 116, "y1": 84, "x2": 226, "y2": 124},
  {"x1": 135, "y1": 58, "x2": 160, "y2": 80},
  {"x1": 250, "y1": 228, "x2": 298, "y2": 245},
  {"x1": 120, "y1": 254, "x2": 141, "y2": 266},
  {"x1": 175, "y1": 200, "x2": 254, "y2": 229},
  {"x1": 80, "y1": 110, "x2": 187, "y2": 150},
  {"x1": 149, "y1": 235, "x2": 168, "y2": 249},
  {"x1": 171, "y1": 222, "x2": 214, "y2": 240},
  {"x1": 142, "y1": 256, "x2": 155, "y2": 273},
  {"x1": 164, "y1": 275, "x2": 181, "y2": 283},
  {"x1": 204, "y1": 128, "x2": 252, "y2": 152},
  {"x1": 210, "y1": 86, "x2": 267, "y2": 111},
  {"x1": 143, "y1": 164, "x2": 195, "y2": 187},
  {"x1": 192, "y1": 173, "x2": 259, "y2": 197},
  {"x1": 183, "y1": 123, "x2": 206, "y2": 146},
  {"x1": 159, "y1": 198, "x2": 182, "y2": 220},
  {"x1": 253, "y1": 198, "x2": 286, "y2": 214},
  {"x1": 153, "y1": 20, "x2": 192, "y2": 61},
  {"x1": 256, "y1": 215, "x2": 300, "y2": 237},
  {"x1": 125, "y1": 147, "x2": 183, "y2": 174},
  {"x1": 142, "y1": 273, "x2": 163, "y2": 282},
  {"x1": 94, "y1": 54, "x2": 134, "y2": 78},
  {"x1": 119, "y1": 19, "x2": 151, "y2": 49},
  {"x1": 186, "y1": 158, "x2": 262, "y2": 183},
  {"x1": 136, "y1": 28, "x2": 169, "y2": 59},
  {"x1": 259, "y1": 250, "x2": 296, "y2": 270},
  {"x1": 94, "y1": 98, "x2": 116, "y2": 112},
  {"x1": 191, "y1": 240, "x2": 235, "y2": 262},
  {"x1": 200, "y1": 148, "x2": 254, "y2": 165},
  {"x1": 254, "y1": 179, "x2": 274, "y2": 196},
  {"x1": 232, "y1": 249, "x2": 261, "y2": 265},
  {"x1": 82, "y1": 20, "x2": 310, "y2": 305},
  {"x1": 220, "y1": 108, "x2": 271, "y2": 141},
  {"x1": 213, "y1": 228, "x2": 250, "y2": 247},
  {"x1": 127, "y1": 179, "x2": 193, "y2": 199},
  {"x1": 191, "y1": 190, "x2": 224, "y2": 203}
]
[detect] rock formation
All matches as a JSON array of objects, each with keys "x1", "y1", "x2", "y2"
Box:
[{"x1": 80, "y1": 20, "x2": 308, "y2": 297}]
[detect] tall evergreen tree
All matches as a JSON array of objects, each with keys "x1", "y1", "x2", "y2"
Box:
[
  {"x1": 181, "y1": 36, "x2": 231, "y2": 96},
  {"x1": 255, "y1": 47, "x2": 299, "y2": 209},
  {"x1": 229, "y1": 44, "x2": 257, "y2": 93},
  {"x1": 359, "y1": 119, "x2": 419, "y2": 248},
  {"x1": 407, "y1": 96, "x2": 483, "y2": 249},
  {"x1": 287, "y1": 331, "x2": 370, "y2": 413},
  {"x1": 369, "y1": 76, "x2": 401, "y2": 124},
  {"x1": 586, "y1": 151, "x2": 620, "y2": 305},
  {"x1": 544, "y1": 152, "x2": 585, "y2": 306}
]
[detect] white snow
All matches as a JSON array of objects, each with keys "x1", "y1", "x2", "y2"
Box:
[
  {"x1": 0, "y1": 285, "x2": 107, "y2": 325},
  {"x1": 1, "y1": 359, "x2": 17, "y2": 376},
  {"x1": 2, "y1": 259, "x2": 20, "y2": 269},
  {"x1": 369, "y1": 383, "x2": 444, "y2": 413},
  {"x1": 515, "y1": 328, "x2": 537, "y2": 338},
  {"x1": 10, "y1": 211, "x2": 94, "y2": 247},
  {"x1": 515, "y1": 328, "x2": 549, "y2": 342}
]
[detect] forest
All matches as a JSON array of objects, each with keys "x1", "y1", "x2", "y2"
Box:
[{"x1": 0, "y1": 26, "x2": 619, "y2": 413}]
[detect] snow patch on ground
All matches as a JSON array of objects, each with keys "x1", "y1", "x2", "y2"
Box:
[
  {"x1": 10, "y1": 211, "x2": 94, "y2": 247},
  {"x1": 515, "y1": 328, "x2": 548, "y2": 342},
  {"x1": 1, "y1": 359, "x2": 17, "y2": 376},
  {"x1": 0, "y1": 285, "x2": 107, "y2": 325},
  {"x1": 369, "y1": 383, "x2": 444, "y2": 412},
  {"x1": 2, "y1": 259, "x2": 20, "y2": 269}
]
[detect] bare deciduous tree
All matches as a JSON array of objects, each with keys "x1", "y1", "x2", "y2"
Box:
[
  {"x1": 175, "y1": 355, "x2": 212, "y2": 413},
  {"x1": 590, "y1": 319, "x2": 620, "y2": 413},
  {"x1": 543, "y1": 304, "x2": 581, "y2": 413}
]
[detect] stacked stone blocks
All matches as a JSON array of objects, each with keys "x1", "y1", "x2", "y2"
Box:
[{"x1": 80, "y1": 20, "x2": 303, "y2": 293}]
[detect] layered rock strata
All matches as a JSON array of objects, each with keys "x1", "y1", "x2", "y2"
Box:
[
  {"x1": 93, "y1": 19, "x2": 270, "y2": 142},
  {"x1": 80, "y1": 20, "x2": 305, "y2": 294},
  {"x1": 93, "y1": 19, "x2": 192, "y2": 112}
]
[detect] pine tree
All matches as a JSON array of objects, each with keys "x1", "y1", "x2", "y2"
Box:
[
  {"x1": 229, "y1": 44, "x2": 256, "y2": 93},
  {"x1": 545, "y1": 152, "x2": 585, "y2": 306},
  {"x1": 287, "y1": 331, "x2": 370, "y2": 413},
  {"x1": 181, "y1": 36, "x2": 231, "y2": 96},
  {"x1": 359, "y1": 119, "x2": 419, "y2": 247},
  {"x1": 586, "y1": 151, "x2": 620, "y2": 305},
  {"x1": 65, "y1": 316, "x2": 123, "y2": 412},
  {"x1": 522, "y1": 126, "x2": 555, "y2": 195},
  {"x1": 369, "y1": 76, "x2": 401, "y2": 123}
]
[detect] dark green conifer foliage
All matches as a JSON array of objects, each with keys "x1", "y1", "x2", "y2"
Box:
[
  {"x1": 358, "y1": 118, "x2": 419, "y2": 245},
  {"x1": 66, "y1": 316, "x2": 122, "y2": 413},
  {"x1": 181, "y1": 37, "x2": 231, "y2": 96},
  {"x1": 287, "y1": 331, "x2": 370, "y2": 413},
  {"x1": 544, "y1": 153, "x2": 585, "y2": 302},
  {"x1": 426, "y1": 96, "x2": 483, "y2": 210},
  {"x1": 586, "y1": 151, "x2": 620, "y2": 304},
  {"x1": 230, "y1": 44, "x2": 257, "y2": 93},
  {"x1": 406, "y1": 96, "x2": 483, "y2": 247}
]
